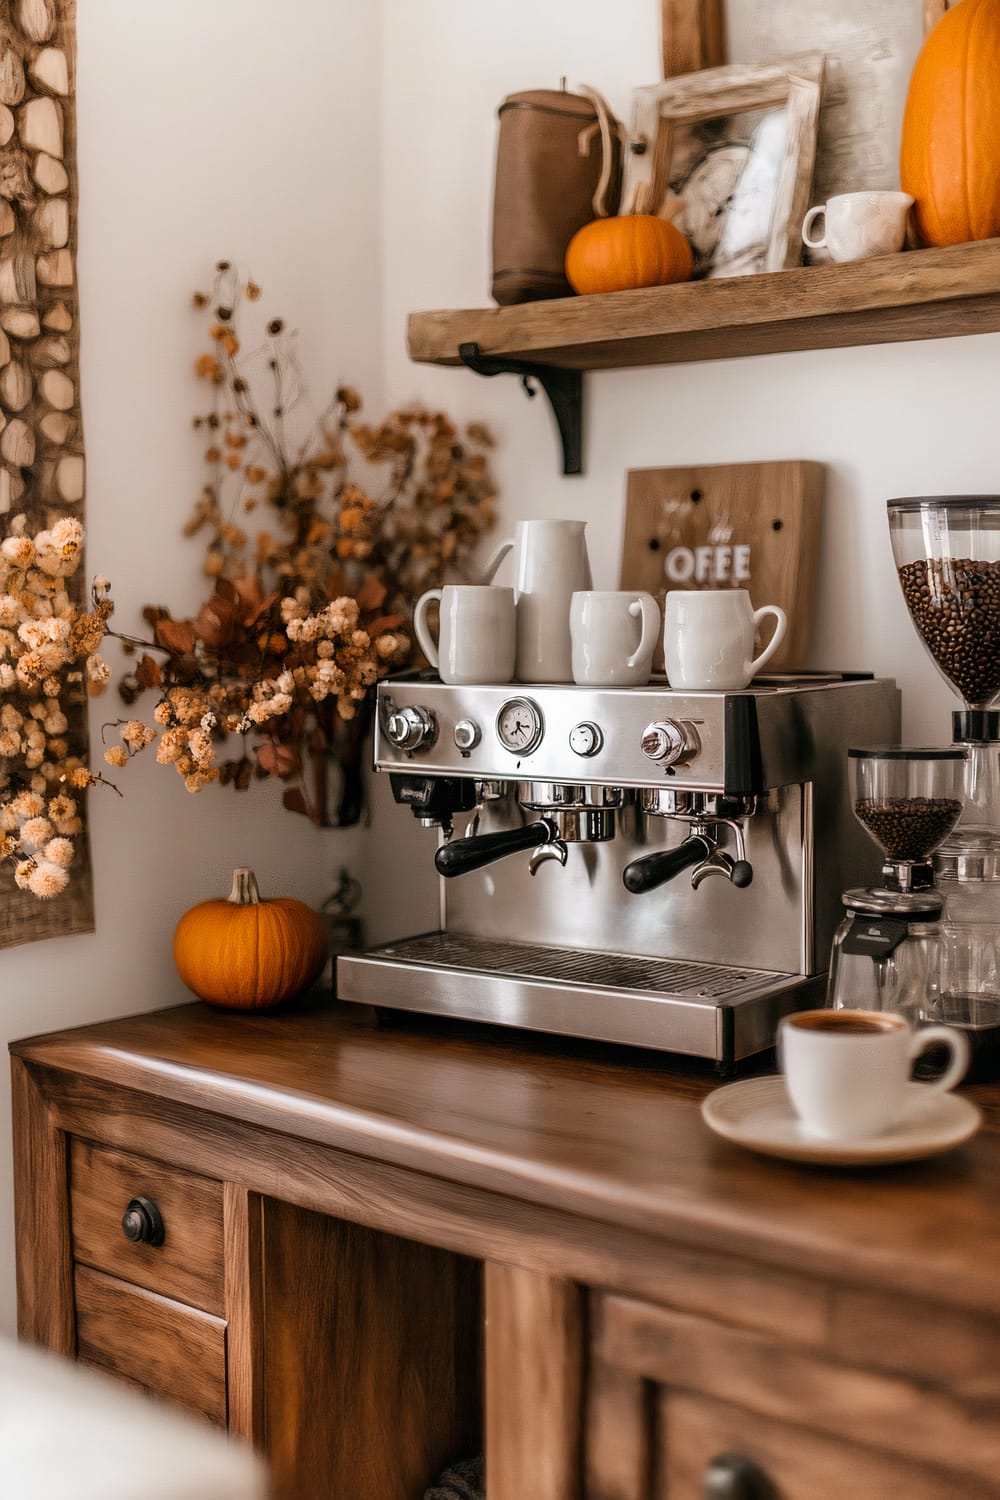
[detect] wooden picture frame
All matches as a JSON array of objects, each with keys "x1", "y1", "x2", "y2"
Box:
[
  {"x1": 0, "y1": 0, "x2": 95, "y2": 949},
  {"x1": 722, "y1": 3, "x2": 923, "y2": 212},
  {"x1": 923, "y1": 0, "x2": 955, "y2": 32},
  {"x1": 660, "y1": 0, "x2": 726, "y2": 78},
  {"x1": 626, "y1": 57, "x2": 824, "y2": 277}
]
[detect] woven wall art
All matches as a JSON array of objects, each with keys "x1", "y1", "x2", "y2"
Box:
[{"x1": 1, "y1": 0, "x2": 93, "y2": 948}]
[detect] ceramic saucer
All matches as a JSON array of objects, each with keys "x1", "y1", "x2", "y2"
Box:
[{"x1": 701, "y1": 1075, "x2": 982, "y2": 1167}]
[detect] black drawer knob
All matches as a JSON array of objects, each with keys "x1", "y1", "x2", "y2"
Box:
[
  {"x1": 704, "y1": 1452, "x2": 777, "y2": 1500},
  {"x1": 121, "y1": 1196, "x2": 165, "y2": 1247}
]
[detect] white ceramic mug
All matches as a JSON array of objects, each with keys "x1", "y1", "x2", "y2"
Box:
[
  {"x1": 779, "y1": 1009, "x2": 969, "y2": 1142},
  {"x1": 412, "y1": 585, "x2": 516, "y2": 685},
  {"x1": 482, "y1": 519, "x2": 592, "y2": 683},
  {"x1": 662, "y1": 589, "x2": 787, "y2": 691},
  {"x1": 570, "y1": 591, "x2": 660, "y2": 687},
  {"x1": 802, "y1": 191, "x2": 914, "y2": 263}
]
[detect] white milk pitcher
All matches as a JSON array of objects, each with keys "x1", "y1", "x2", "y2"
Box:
[{"x1": 482, "y1": 519, "x2": 592, "y2": 683}]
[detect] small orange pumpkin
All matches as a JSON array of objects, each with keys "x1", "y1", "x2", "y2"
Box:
[
  {"x1": 174, "y1": 867, "x2": 328, "y2": 1009},
  {"x1": 565, "y1": 214, "x2": 693, "y2": 295},
  {"x1": 900, "y1": 0, "x2": 1000, "y2": 246}
]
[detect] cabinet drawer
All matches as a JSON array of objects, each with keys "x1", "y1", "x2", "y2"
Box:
[
  {"x1": 593, "y1": 1294, "x2": 1000, "y2": 1490},
  {"x1": 70, "y1": 1139, "x2": 224, "y2": 1314},
  {"x1": 661, "y1": 1391, "x2": 986, "y2": 1500},
  {"x1": 75, "y1": 1266, "x2": 227, "y2": 1425}
]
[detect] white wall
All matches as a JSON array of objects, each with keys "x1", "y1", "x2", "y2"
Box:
[
  {"x1": 5, "y1": 0, "x2": 999, "y2": 1332},
  {"x1": 380, "y1": 0, "x2": 999, "y2": 753},
  {"x1": 0, "y1": 0, "x2": 384, "y2": 1333}
]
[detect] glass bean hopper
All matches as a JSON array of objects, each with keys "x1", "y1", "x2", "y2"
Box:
[
  {"x1": 888, "y1": 498, "x2": 1000, "y2": 1063},
  {"x1": 827, "y1": 747, "x2": 965, "y2": 1020}
]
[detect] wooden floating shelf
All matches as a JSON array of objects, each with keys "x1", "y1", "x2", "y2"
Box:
[{"x1": 408, "y1": 239, "x2": 1000, "y2": 372}]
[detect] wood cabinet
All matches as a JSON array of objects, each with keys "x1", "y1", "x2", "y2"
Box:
[{"x1": 12, "y1": 1001, "x2": 1000, "y2": 1499}]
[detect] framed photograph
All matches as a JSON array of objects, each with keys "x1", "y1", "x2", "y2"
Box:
[
  {"x1": 722, "y1": 1, "x2": 924, "y2": 209},
  {"x1": 626, "y1": 58, "x2": 824, "y2": 279}
]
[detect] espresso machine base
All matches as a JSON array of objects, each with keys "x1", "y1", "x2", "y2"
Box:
[{"x1": 337, "y1": 933, "x2": 827, "y2": 1068}]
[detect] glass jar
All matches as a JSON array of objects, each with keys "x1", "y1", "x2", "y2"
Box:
[
  {"x1": 926, "y1": 852, "x2": 1000, "y2": 1031},
  {"x1": 827, "y1": 889, "x2": 944, "y2": 1024},
  {"x1": 848, "y1": 745, "x2": 966, "y2": 891},
  {"x1": 887, "y1": 496, "x2": 1000, "y2": 710}
]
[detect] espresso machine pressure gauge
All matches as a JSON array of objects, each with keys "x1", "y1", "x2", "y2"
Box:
[{"x1": 496, "y1": 697, "x2": 544, "y2": 755}]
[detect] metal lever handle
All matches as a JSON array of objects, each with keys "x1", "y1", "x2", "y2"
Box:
[
  {"x1": 704, "y1": 1451, "x2": 777, "y2": 1500},
  {"x1": 622, "y1": 835, "x2": 713, "y2": 894},
  {"x1": 435, "y1": 819, "x2": 555, "y2": 878}
]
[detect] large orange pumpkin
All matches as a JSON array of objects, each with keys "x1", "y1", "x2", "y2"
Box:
[
  {"x1": 565, "y1": 214, "x2": 693, "y2": 295},
  {"x1": 174, "y1": 867, "x2": 328, "y2": 1009},
  {"x1": 901, "y1": 0, "x2": 1000, "y2": 246}
]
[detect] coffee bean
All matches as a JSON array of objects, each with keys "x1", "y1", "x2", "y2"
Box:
[
  {"x1": 854, "y1": 797, "x2": 963, "y2": 861},
  {"x1": 898, "y1": 558, "x2": 1000, "y2": 705}
]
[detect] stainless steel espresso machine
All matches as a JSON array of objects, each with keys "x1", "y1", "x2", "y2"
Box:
[{"x1": 337, "y1": 673, "x2": 900, "y2": 1068}]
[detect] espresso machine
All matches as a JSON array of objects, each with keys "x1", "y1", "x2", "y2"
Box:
[{"x1": 338, "y1": 672, "x2": 899, "y2": 1067}]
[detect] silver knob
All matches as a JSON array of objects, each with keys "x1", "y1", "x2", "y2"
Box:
[
  {"x1": 385, "y1": 705, "x2": 436, "y2": 752},
  {"x1": 640, "y1": 719, "x2": 698, "y2": 766},
  {"x1": 454, "y1": 719, "x2": 481, "y2": 752},
  {"x1": 569, "y1": 721, "x2": 603, "y2": 757}
]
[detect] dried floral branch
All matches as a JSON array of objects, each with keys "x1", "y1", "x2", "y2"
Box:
[
  {"x1": 110, "y1": 264, "x2": 499, "y2": 828},
  {"x1": 0, "y1": 519, "x2": 114, "y2": 897}
]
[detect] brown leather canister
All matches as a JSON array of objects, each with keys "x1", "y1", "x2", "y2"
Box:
[{"x1": 491, "y1": 87, "x2": 622, "y2": 306}]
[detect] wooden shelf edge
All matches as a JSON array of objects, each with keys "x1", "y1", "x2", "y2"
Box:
[{"x1": 407, "y1": 239, "x2": 1000, "y2": 371}]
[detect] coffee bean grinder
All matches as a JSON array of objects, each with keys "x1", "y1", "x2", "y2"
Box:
[
  {"x1": 828, "y1": 747, "x2": 966, "y2": 1020},
  {"x1": 888, "y1": 496, "x2": 1000, "y2": 1073}
]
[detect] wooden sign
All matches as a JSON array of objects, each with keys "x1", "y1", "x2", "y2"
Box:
[{"x1": 619, "y1": 460, "x2": 825, "y2": 673}]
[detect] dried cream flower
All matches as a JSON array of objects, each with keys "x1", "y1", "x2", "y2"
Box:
[
  {"x1": 27, "y1": 861, "x2": 69, "y2": 898},
  {"x1": 43, "y1": 837, "x2": 74, "y2": 868},
  {"x1": 20, "y1": 816, "x2": 54, "y2": 847}
]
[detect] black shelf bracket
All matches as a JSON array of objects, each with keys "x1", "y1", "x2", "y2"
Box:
[{"x1": 458, "y1": 342, "x2": 584, "y2": 476}]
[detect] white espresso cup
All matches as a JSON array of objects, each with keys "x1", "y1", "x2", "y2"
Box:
[
  {"x1": 802, "y1": 191, "x2": 914, "y2": 263},
  {"x1": 779, "y1": 1009, "x2": 969, "y2": 1142},
  {"x1": 663, "y1": 589, "x2": 786, "y2": 691},
  {"x1": 570, "y1": 591, "x2": 660, "y2": 687},
  {"x1": 412, "y1": 585, "x2": 516, "y2": 685}
]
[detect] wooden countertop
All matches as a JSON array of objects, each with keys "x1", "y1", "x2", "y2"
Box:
[{"x1": 13, "y1": 1001, "x2": 1000, "y2": 1314}]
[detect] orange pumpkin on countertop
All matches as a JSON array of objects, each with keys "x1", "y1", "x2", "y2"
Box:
[
  {"x1": 901, "y1": 0, "x2": 1000, "y2": 246},
  {"x1": 565, "y1": 213, "x2": 693, "y2": 295},
  {"x1": 174, "y1": 867, "x2": 328, "y2": 1009}
]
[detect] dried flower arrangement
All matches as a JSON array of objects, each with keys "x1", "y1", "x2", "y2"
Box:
[
  {"x1": 105, "y1": 263, "x2": 498, "y2": 827},
  {"x1": 0, "y1": 517, "x2": 113, "y2": 899},
  {"x1": 0, "y1": 263, "x2": 499, "y2": 898}
]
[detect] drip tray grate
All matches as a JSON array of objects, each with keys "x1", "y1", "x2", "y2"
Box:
[{"x1": 367, "y1": 932, "x2": 780, "y2": 1001}]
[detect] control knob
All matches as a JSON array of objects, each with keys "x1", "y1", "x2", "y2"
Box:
[
  {"x1": 454, "y1": 718, "x2": 481, "y2": 752},
  {"x1": 569, "y1": 721, "x2": 603, "y2": 758},
  {"x1": 384, "y1": 705, "x2": 436, "y2": 752},
  {"x1": 640, "y1": 719, "x2": 699, "y2": 766}
]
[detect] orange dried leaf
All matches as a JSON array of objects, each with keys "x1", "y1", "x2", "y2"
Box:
[
  {"x1": 153, "y1": 618, "x2": 197, "y2": 656},
  {"x1": 282, "y1": 786, "x2": 310, "y2": 816},
  {"x1": 367, "y1": 613, "x2": 405, "y2": 635},
  {"x1": 257, "y1": 742, "x2": 299, "y2": 778},
  {"x1": 135, "y1": 654, "x2": 163, "y2": 688},
  {"x1": 356, "y1": 575, "x2": 387, "y2": 612}
]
